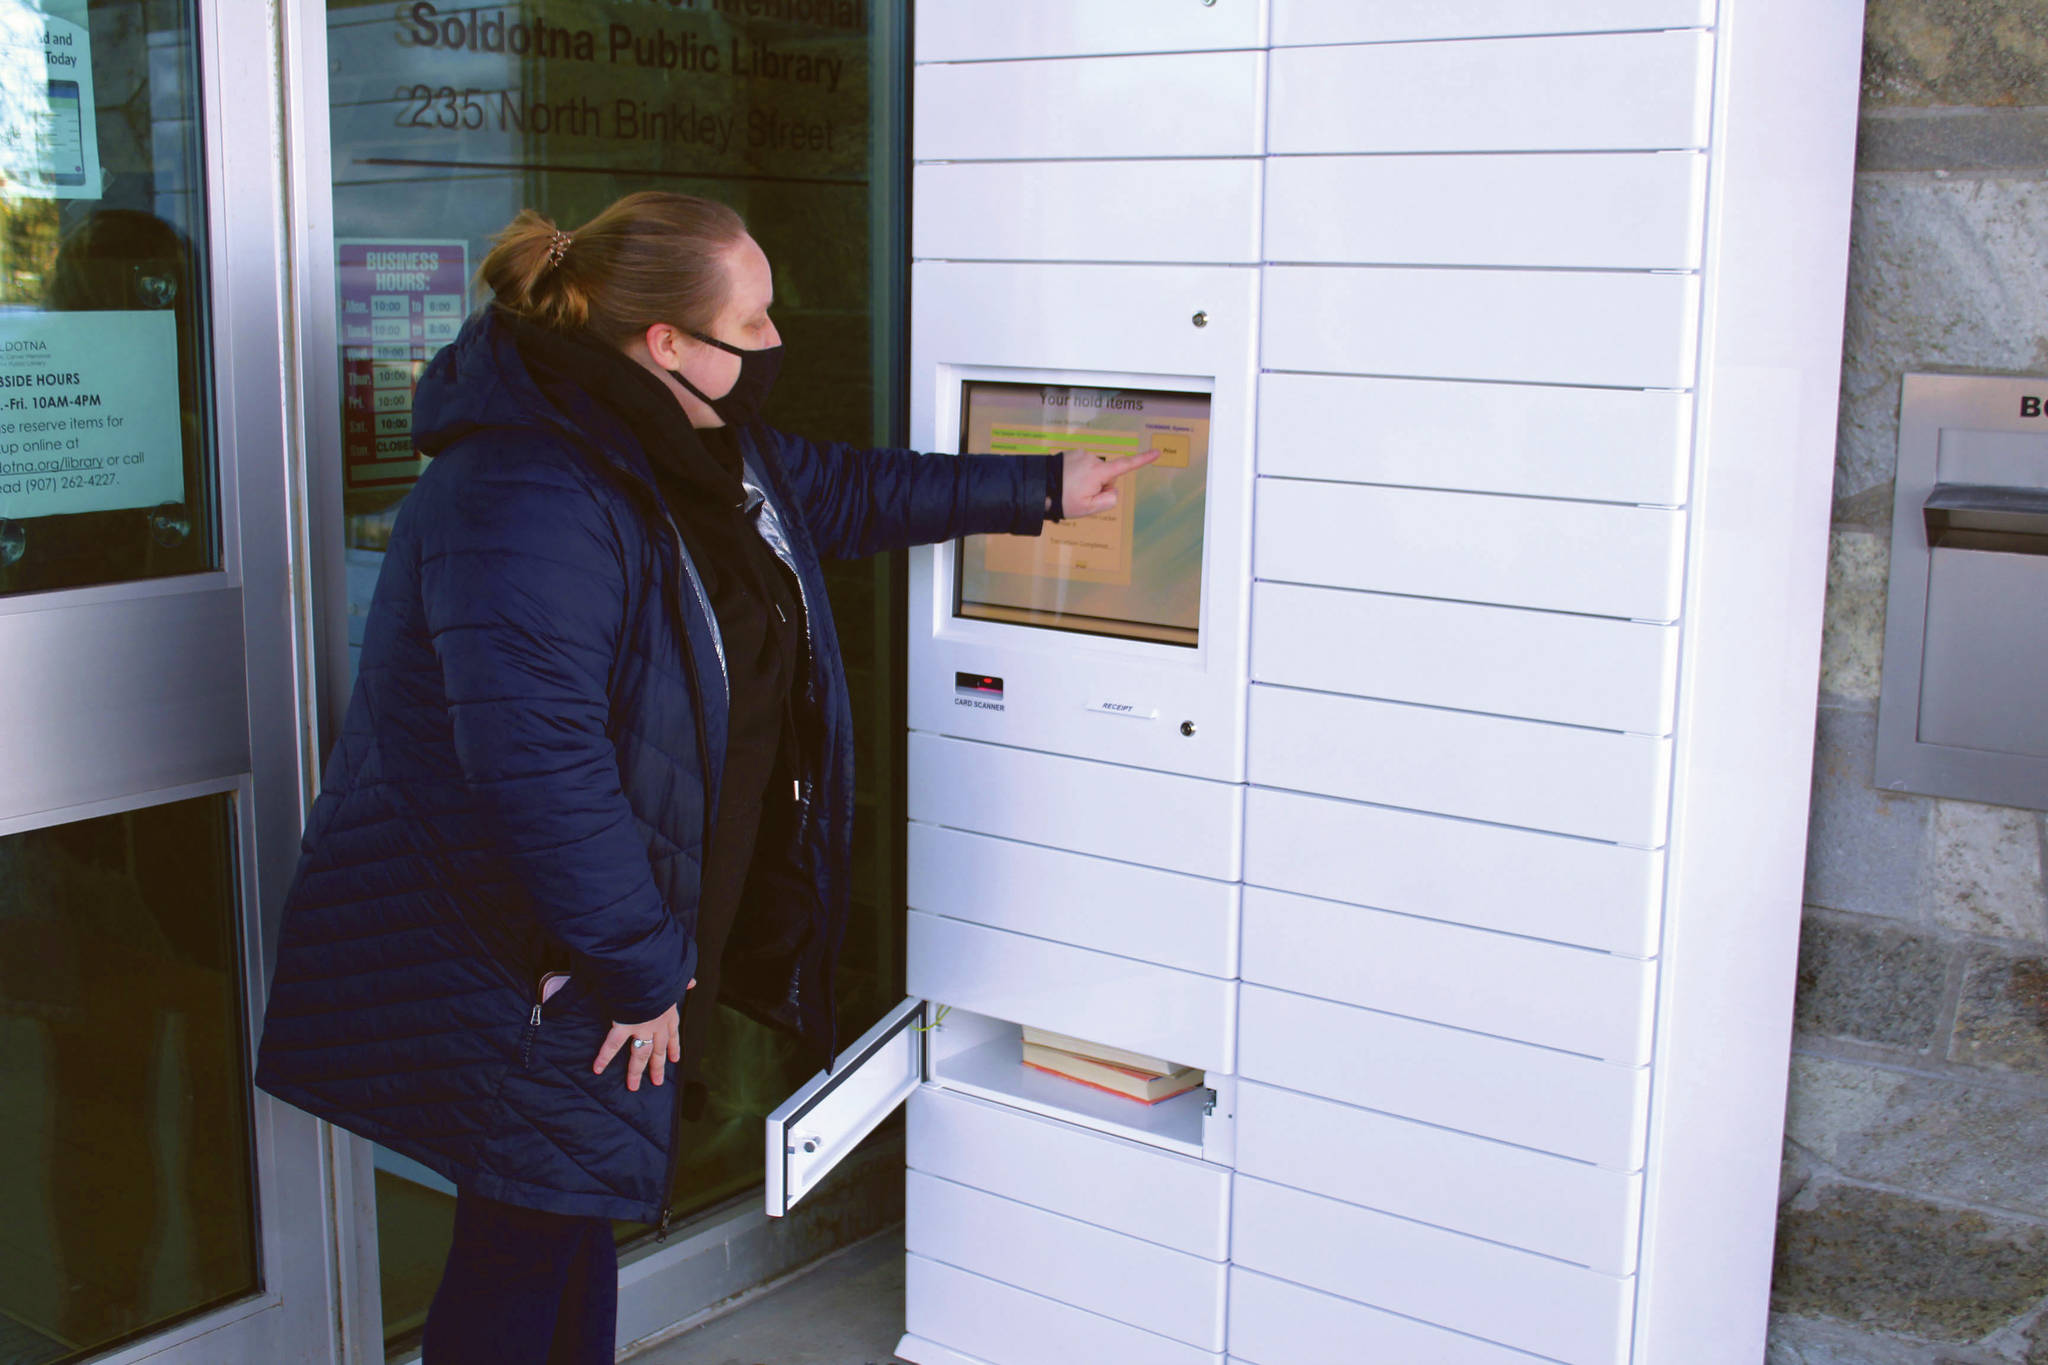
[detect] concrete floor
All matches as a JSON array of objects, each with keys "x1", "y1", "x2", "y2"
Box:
[{"x1": 625, "y1": 1227, "x2": 910, "y2": 1365}]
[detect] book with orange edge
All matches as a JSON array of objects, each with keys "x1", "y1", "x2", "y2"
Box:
[
  {"x1": 1018, "y1": 1025, "x2": 1179, "y2": 1076},
  {"x1": 1020, "y1": 1040, "x2": 1205, "y2": 1104}
]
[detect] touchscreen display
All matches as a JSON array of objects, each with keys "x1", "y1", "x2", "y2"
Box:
[{"x1": 954, "y1": 381, "x2": 1208, "y2": 647}]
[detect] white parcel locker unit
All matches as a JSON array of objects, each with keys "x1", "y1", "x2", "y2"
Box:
[
  {"x1": 765, "y1": 11, "x2": 1265, "y2": 1365},
  {"x1": 765, "y1": 5, "x2": 1865, "y2": 1365}
]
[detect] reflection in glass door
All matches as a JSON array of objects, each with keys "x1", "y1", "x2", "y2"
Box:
[
  {"x1": 0, "y1": 0, "x2": 337, "y2": 1361},
  {"x1": 0, "y1": 798, "x2": 255, "y2": 1361}
]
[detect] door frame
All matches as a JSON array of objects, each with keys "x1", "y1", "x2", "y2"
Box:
[{"x1": 0, "y1": 0, "x2": 342, "y2": 1360}]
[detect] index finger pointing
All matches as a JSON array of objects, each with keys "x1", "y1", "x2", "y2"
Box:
[{"x1": 1104, "y1": 449, "x2": 1161, "y2": 477}]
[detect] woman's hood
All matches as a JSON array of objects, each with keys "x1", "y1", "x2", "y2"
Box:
[
  {"x1": 410, "y1": 307, "x2": 558, "y2": 457},
  {"x1": 410, "y1": 309, "x2": 663, "y2": 500}
]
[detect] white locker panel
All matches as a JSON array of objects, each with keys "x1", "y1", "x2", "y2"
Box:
[
  {"x1": 908, "y1": 1171, "x2": 1228, "y2": 1350},
  {"x1": 1234, "y1": 1179, "x2": 1634, "y2": 1365},
  {"x1": 907, "y1": 1256, "x2": 1223, "y2": 1365},
  {"x1": 909, "y1": 910, "x2": 1237, "y2": 1074},
  {"x1": 918, "y1": 0, "x2": 1265, "y2": 61},
  {"x1": 909, "y1": 1087, "x2": 1232, "y2": 1260},
  {"x1": 1272, "y1": 0, "x2": 1714, "y2": 46},
  {"x1": 1240, "y1": 888, "x2": 1656, "y2": 1064},
  {"x1": 908, "y1": 734, "x2": 1245, "y2": 881},
  {"x1": 908, "y1": 823, "x2": 1241, "y2": 979},
  {"x1": 1255, "y1": 480, "x2": 1687, "y2": 622},
  {"x1": 1238, "y1": 985, "x2": 1650, "y2": 1169},
  {"x1": 1251, "y1": 583, "x2": 1680, "y2": 736},
  {"x1": 1258, "y1": 372, "x2": 1695, "y2": 507},
  {"x1": 1262, "y1": 265, "x2": 1700, "y2": 390},
  {"x1": 1267, "y1": 32, "x2": 1711, "y2": 154},
  {"x1": 1230, "y1": 1268, "x2": 1544, "y2": 1365},
  {"x1": 767, "y1": 999, "x2": 925, "y2": 1216},
  {"x1": 916, "y1": 161, "x2": 1263, "y2": 265},
  {"x1": 1249, "y1": 687, "x2": 1674, "y2": 847},
  {"x1": 1265, "y1": 153, "x2": 1706, "y2": 271},
  {"x1": 915, "y1": 53, "x2": 1264, "y2": 162},
  {"x1": 1243, "y1": 786, "x2": 1666, "y2": 957},
  {"x1": 1236, "y1": 1082, "x2": 1645, "y2": 1274}
]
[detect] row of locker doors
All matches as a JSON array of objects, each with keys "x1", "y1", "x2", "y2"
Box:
[
  {"x1": 768, "y1": 789, "x2": 1651, "y2": 1365},
  {"x1": 770, "y1": 991, "x2": 1641, "y2": 1365}
]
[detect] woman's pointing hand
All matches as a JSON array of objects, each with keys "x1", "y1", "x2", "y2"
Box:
[{"x1": 1062, "y1": 447, "x2": 1160, "y2": 520}]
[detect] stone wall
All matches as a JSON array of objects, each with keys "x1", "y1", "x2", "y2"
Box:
[{"x1": 1768, "y1": 4, "x2": 2048, "y2": 1362}]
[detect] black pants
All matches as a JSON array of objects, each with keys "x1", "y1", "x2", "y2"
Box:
[
  {"x1": 421, "y1": 1191, "x2": 617, "y2": 1365},
  {"x1": 680, "y1": 794, "x2": 763, "y2": 1089}
]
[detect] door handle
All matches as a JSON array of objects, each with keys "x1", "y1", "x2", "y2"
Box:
[{"x1": 1923, "y1": 484, "x2": 2048, "y2": 555}]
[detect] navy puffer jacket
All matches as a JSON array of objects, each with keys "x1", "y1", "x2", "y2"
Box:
[{"x1": 255, "y1": 310, "x2": 1049, "y2": 1223}]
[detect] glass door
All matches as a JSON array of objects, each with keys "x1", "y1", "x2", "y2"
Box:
[
  {"x1": 0, "y1": 1, "x2": 337, "y2": 1363},
  {"x1": 290, "y1": 0, "x2": 913, "y2": 1356}
]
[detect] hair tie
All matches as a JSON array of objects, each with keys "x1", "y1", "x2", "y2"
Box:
[{"x1": 545, "y1": 229, "x2": 572, "y2": 269}]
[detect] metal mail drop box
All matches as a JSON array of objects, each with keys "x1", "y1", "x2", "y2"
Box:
[{"x1": 1876, "y1": 373, "x2": 2048, "y2": 809}]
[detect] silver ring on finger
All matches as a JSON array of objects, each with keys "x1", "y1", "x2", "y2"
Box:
[{"x1": 630, "y1": 1037, "x2": 651, "y2": 1050}]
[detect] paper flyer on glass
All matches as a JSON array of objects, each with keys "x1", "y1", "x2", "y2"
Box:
[
  {"x1": 337, "y1": 238, "x2": 468, "y2": 491},
  {"x1": 0, "y1": 309, "x2": 183, "y2": 519},
  {"x1": 0, "y1": 0, "x2": 103, "y2": 200}
]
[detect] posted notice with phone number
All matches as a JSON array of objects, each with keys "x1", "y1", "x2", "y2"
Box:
[{"x1": 0, "y1": 311, "x2": 184, "y2": 521}]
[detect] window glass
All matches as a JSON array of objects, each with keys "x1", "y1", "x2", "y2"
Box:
[
  {"x1": 0, "y1": 0, "x2": 217, "y2": 596},
  {"x1": 0, "y1": 794, "x2": 258, "y2": 1364},
  {"x1": 324, "y1": 2, "x2": 905, "y2": 1347}
]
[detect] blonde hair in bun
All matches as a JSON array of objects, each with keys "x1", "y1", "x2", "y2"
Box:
[{"x1": 477, "y1": 192, "x2": 748, "y2": 342}]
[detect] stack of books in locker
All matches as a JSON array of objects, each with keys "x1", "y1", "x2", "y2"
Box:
[{"x1": 1020, "y1": 1026, "x2": 1205, "y2": 1104}]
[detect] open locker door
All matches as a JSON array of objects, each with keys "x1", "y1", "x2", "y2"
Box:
[{"x1": 766, "y1": 997, "x2": 930, "y2": 1216}]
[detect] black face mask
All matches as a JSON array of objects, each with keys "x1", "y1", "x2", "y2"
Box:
[{"x1": 668, "y1": 330, "x2": 784, "y2": 427}]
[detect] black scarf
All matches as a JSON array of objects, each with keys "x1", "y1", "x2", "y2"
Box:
[{"x1": 502, "y1": 311, "x2": 802, "y2": 695}]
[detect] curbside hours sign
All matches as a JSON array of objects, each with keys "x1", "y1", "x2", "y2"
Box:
[{"x1": 0, "y1": 311, "x2": 183, "y2": 519}]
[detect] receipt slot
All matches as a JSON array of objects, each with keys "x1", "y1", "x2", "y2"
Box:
[
  {"x1": 1877, "y1": 374, "x2": 2048, "y2": 809},
  {"x1": 905, "y1": 262, "x2": 1258, "y2": 784}
]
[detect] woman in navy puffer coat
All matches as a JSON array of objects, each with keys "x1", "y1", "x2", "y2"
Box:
[{"x1": 254, "y1": 193, "x2": 1148, "y2": 1363}]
